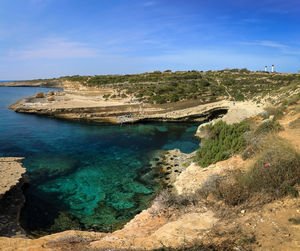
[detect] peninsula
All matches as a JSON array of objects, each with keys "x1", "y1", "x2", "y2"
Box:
[{"x1": 6, "y1": 70, "x2": 298, "y2": 125}]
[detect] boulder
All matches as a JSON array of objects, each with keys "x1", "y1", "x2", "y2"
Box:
[
  {"x1": 46, "y1": 91, "x2": 55, "y2": 96},
  {"x1": 35, "y1": 92, "x2": 44, "y2": 98}
]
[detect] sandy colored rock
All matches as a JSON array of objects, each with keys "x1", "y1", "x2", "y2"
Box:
[
  {"x1": 46, "y1": 91, "x2": 55, "y2": 96},
  {"x1": 152, "y1": 211, "x2": 218, "y2": 248},
  {"x1": 35, "y1": 92, "x2": 44, "y2": 98},
  {"x1": 196, "y1": 100, "x2": 265, "y2": 137},
  {"x1": 174, "y1": 156, "x2": 246, "y2": 195},
  {"x1": 0, "y1": 158, "x2": 25, "y2": 199},
  {"x1": 8, "y1": 81, "x2": 234, "y2": 124},
  {"x1": 47, "y1": 96, "x2": 55, "y2": 102}
]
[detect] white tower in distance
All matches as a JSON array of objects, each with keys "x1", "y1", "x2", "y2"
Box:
[
  {"x1": 265, "y1": 66, "x2": 268, "y2": 72},
  {"x1": 272, "y1": 65, "x2": 274, "y2": 73}
]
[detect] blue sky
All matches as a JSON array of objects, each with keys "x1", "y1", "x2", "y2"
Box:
[{"x1": 1, "y1": 0, "x2": 300, "y2": 79}]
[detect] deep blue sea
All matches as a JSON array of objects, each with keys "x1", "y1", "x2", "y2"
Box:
[{"x1": 0, "y1": 84, "x2": 200, "y2": 235}]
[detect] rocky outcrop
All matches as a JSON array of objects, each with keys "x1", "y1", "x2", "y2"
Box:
[
  {"x1": 196, "y1": 101, "x2": 265, "y2": 137},
  {"x1": 173, "y1": 156, "x2": 246, "y2": 195},
  {"x1": 9, "y1": 91, "x2": 230, "y2": 124},
  {"x1": 0, "y1": 158, "x2": 28, "y2": 238},
  {"x1": 0, "y1": 158, "x2": 26, "y2": 199},
  {"x1": 0, "y1": 80, "x2": 63, "y2": 88}
]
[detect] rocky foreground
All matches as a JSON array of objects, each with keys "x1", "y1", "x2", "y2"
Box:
[
  {"x1": 1, "y1": 153, "x2": 299, "y2": 250},
  {"x1": 0, "y1": 105, "x2": 300, "y2": 250},
  {"x1": 0, "y1": 158, "x2": 28, "y2": 238}
]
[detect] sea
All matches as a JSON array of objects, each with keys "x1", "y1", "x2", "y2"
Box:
[{"x1": 0, "y1": 82, "x2": 200, "y2": 235}]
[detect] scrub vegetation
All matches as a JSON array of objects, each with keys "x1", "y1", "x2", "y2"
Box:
[
  {"x1": 195, "y1": 121, "x2": 250, "y2": 167},
  {"x1": 214, "y1": 136, "x2": 300, "y2": 206},
  {"x1": 159, "y1": 98, "x2": 300, "y2": 211},
  {"x1": 61, "y1": 69, "x2": 300, "y2": 104}
]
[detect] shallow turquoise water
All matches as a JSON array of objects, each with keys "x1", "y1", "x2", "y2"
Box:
[{"x1": 0, "y1": 86, "x2": 200, "y2": 234}]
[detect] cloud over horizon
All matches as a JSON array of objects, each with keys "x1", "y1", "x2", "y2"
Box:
[
  {"x1": 7, "y1": 37, "x2": 100, "y2": 60},
  {"x1": 0, "y1": 0, "x2": 300, "y2": 79}
]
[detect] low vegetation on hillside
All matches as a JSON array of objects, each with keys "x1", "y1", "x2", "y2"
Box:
[
  {"x1": 154, "y1": 99, "x2": 300, "y2": 250},
  {"x1": 215, "y1": 136, "x2": 300, "y2": 206},
  {"x1": 195, "y1": 121, "x2": 250, "y2": 167},
  {"x1": 63, "y1": 69, "x2": 300, "y2": 104}
]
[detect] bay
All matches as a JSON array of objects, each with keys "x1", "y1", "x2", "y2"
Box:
[{"x1": 0, "y1": 85, "x2": 200, "y2": 235}]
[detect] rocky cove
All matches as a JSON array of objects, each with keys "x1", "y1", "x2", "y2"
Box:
[
  {"x1": 1, "y1": 81, "x2": 299, "y2": 250},
  {"x1": 0, "y1": 87, "x2": 202, "y2": 239}
]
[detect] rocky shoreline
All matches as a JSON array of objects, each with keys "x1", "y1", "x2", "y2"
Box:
[
  {"x1": 2, "y1": 82, "x2": 298, "y2": 250},
  {"x1": 0, "y1": 158, "x2": 28, "y2": 238},
  {"x1": 4, "y1": 79, "x2": 266, "y2": 127},
  {"x1": 159, "y1": 149, "x2": 196, "y2": 187},
  {"x1": 1, "y1": 108, "x2": 300, "y2": 250},
  {"x1": 8, "y1": 89, "x2": 265, "y2": 132}
]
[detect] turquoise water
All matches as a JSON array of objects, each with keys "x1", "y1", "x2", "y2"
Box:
[{"x1": 0, "y1": 86, "x2": 200, "y2": 235}]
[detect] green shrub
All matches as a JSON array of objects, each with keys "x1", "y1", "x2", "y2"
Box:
[
  {"x1": 288, "y1": 217, "x2": 300, "y2": 224},
  {"x1": 264, "y1": 106, "x2": 286, "y2": 120},
  {"x1": 68, "y1": 75, "x2": 88, "y2": 82},
  {"x1": 282, "y1": 93, "x2": 300, "y2": 106},
  {"x1": 103, "y1": 94, "x2": 110, "y2": 99},
  {"x1": 254, "y1": 120, "x2": 283, "y2": 135},
  {"x1": 195, "y1": 121, "x2": 250, "y2": 167}
]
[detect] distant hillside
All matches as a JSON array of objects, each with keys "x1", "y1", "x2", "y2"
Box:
[{"x1": 3, "y1": 69, "x2": 300, "y2": 104}]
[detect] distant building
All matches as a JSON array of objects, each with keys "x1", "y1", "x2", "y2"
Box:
[
  {"x1": 272, "y1": 65, "x2": 274, "y2": 73},
  {"x1": 298, "y1": 69, "x2": 300, "y2": 73},
  {"x1": 265, "y1": 66, "x2": 268, "y2": 72}
]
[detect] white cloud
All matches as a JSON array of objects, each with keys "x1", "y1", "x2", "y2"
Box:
[
  {"x1": 240, "y1": 40, "x2": 300, "y2": 56},
  {"x1": 241, "y1": 40, "x2": 287, "y2": 49},
  {"x1": 8, "y1": 37, "x2": 100, "y2": 59}
]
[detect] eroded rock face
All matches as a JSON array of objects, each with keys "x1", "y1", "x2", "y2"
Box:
[
  {"x1": 152, "y1": 211, "x2": 217, "y2": 248},
  {"x1": 196, "y1": 101, "x2": 265, "y2": 137},
  {"x1": 0, "y1": 158, "x2": 26, "y2": 199},
  {"x1": 0, "y1": 158, "x2": 28, "y2": 238},
  {"x1": 173, "y1": 156, "x2": 246, "y2": 196},
  {"x1": 9, "y1": 89, "x2": 231, "y2": 124}
]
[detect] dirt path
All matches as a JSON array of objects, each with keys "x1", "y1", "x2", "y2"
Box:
[{"x1": 278, "y1": 106, "x2": 300, "y2": 151}]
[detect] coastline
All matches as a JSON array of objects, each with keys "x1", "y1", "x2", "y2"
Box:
[
  {"x1": 0, "y1": 158, "x2": 28, "y2": 238},
  {"x1": 8, "y1": 89, "x2": 265, "y2": 128},
  {"x1": 1, "y1": 80, "x2": 299, "y2": 250},
  {"x1": 0, "y1": 103, "x2": 300, "y2": 250}
]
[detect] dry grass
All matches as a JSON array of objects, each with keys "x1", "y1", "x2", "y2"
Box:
[
  {"x1": 288, "y1": 117, "x2": 300, "y2": 129},
  {"x1": 212, "y1": 136, "x2": 300, "y2": 206},
  {"x1": 254, "y1": 120, "x2": 283, "y2": 135}
]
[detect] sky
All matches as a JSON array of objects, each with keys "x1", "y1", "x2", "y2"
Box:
[{"x1": 1, "y1": 0, "x2": 300, "y2": 79}]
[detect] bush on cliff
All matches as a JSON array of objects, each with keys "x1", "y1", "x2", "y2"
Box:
[
  {"x1": 195, "y1": 121, "x2": 250, "y2": 167},
  {"x1": 213, "y1": 136, "x2": 300, "y2": 206},
  {"x1": 254, "y1": 120, "x2": 283, "y2": 135}
]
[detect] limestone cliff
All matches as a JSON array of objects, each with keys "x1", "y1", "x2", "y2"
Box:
[{"x1": 0, "y1": 158, "x2": 28, "y2": 238}]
